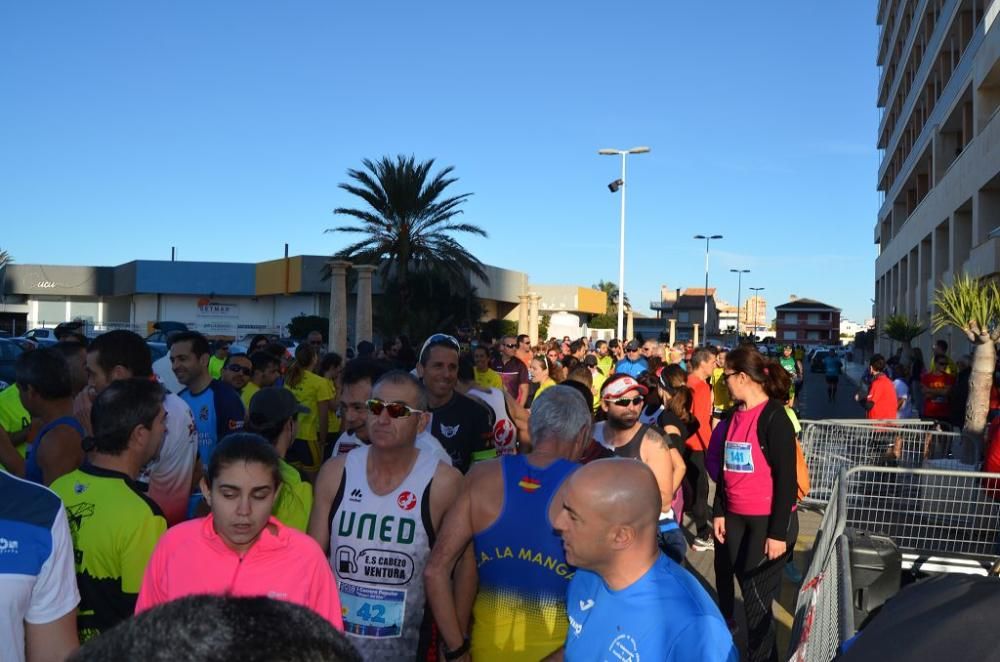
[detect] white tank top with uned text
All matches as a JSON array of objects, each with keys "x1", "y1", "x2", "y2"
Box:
[{"x1": 329, "y1": 445, "x2": 437, "y2": 660}]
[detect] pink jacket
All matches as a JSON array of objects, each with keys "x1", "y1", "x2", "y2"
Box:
[{"x1": 136, "y1": 514, "x2": 343, "y2": 630}]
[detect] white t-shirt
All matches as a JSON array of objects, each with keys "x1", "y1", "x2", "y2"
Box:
[
  {"x1": 153, "y1": 353, "x2": 183, "y2": 395},
  {"x1": 331, "y1": 430, "x2": 452, "y2": 466},
  {"x1": 138, "y1": 393, "x2": 198, "y2": 525},
  {"x1": 894, "y1": 378, "x2": 914, "y2": 419},
  {"x1": 1, "y1": 473, "x2": 80, "y2": 662}
]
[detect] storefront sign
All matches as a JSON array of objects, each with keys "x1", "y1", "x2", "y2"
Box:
[{"x1": 196, "y1": 300, "x2": 239, "y2": 318}]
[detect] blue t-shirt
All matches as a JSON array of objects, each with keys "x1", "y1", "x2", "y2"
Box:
[
  {"x1": 565, "y1": 554, "x2": 737, "y2": 662},
  {"x1": 823, "y1": 355, "x2": 843, "y2": 377},
  {"x1": 614, "y1": 357, "x2": 649, "y2": 378},
  {"x1": 179, "y1": 380, "x2": 245, "y2": 467}
]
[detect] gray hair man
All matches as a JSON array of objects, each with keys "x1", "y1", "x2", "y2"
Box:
[{"x1": 425, "y1": 386, "x2": 591, "y2": 661}]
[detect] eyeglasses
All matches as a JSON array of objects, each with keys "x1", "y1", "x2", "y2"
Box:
[
  {"x1": 604, "y1": 396, "x2": 644, "y2": 407},
  {"x1": 226, "y1": 364, "x2": 252, "y2": 376},
  {"x1": 366, "y1": 398, "x2": 424, "y2": 419},
  {"x1": 723, "y1": 372, "x2": 739, "y2": 381},
  {"x1": 627, "y1": 348, "x2": 639, "y2": 353},
  {"x1": 426, "y1": 333, "x2": 460, "y2": 349},
  {"x1": 309, "y1": 340, "x2": 323, "y2": 347},
  {"x1": 504, "y1": 343, "x2": 517, "y2": 349}
]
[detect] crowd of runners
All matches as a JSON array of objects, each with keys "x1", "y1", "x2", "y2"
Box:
[{"x1": 2, "y1": 325, "x2": 824, "y2": 662}]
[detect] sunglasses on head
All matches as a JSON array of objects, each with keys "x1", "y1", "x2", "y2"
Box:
[
  {"x1": 604, "y1": 395, "x2": 644, "y2": 407},
  {"x1": 366, "y1": 398, "x2": 424, "y2": 419},
  {"x1": 426, "y1": 333, "x2": 460, "y2": 349},
  {"x1": 226, "y1": 364, "x2": 252, "y2": 376}
]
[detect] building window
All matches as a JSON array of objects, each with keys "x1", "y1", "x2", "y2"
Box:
[
  {"x1": 807, "y1": 313, "x2": 820, "y2": 324},
  {"x1": 784, "y1": 313, "x2": 797, "y2": 323},
  {"x1": 783, "y1": 330, "x2": 797, "y2": 340},
  {"x1": 678, "y1": 311, "x2": 689, "y2": 323}
]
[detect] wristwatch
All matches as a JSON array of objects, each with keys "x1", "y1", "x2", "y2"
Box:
[{"x1": 443, "y1": 637, "x2": 471, "y2": 660}]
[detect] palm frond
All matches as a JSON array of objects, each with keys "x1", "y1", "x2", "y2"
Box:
[{"x1": 932, "y1": 274, "x2": 1000, "y2": 340}]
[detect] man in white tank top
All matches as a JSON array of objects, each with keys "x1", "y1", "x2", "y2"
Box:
[{"x1": 308, "y1": 370, "x2": 464, "y2": 661}]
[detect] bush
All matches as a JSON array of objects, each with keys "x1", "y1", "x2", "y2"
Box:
[{"x1": 287, "y1": 315, "x2": 328, "y2": 341}]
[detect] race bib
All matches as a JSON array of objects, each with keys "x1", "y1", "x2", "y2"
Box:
[
  {"x1": 724, "y1": 441, "x2": 754, "y2": 473},
  {"x1": 339, "y1": 580, "x2": 407, "y2": 638}
]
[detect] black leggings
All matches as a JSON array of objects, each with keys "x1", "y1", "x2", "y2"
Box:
[
  {"x1": 682, "y1": 448, "x2": 711, "y2": 538},
  {"x1": 714, "y1": 511, "x2": 799, "y2": 662}
]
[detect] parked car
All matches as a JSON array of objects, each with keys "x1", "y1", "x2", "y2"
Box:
[
  {"x1": 0, "y1": 338, "x2": 26, "y2": 387},
  {"x1": 19, "y1": 328, "x2": 58, "y2": 347},
  {"x1": 145, "y1": 321, "x2": 189, "y2": 344},
  {"x1": 147, "y1": 341, "x2": 169, "y2": 362}
]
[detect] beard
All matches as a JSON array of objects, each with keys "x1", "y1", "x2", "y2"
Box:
[{"x1": 605, "y1": 411, "x2": 639, "y2": 430}]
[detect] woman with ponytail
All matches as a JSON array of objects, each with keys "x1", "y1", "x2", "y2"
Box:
[
  {"x1": 283, "y1": 344, "x2": 333, "y2": 479},
  {"x1": 706, "y1": 346, "x2": 797, "y2": 662}
]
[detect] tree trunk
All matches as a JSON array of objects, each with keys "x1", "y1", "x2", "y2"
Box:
[
  {"x1": 899, "y1": 340, "x2": 912, "y2": 367},
  {"x1": 964, "y1": 336, "x2": 995, "y2": 438}
]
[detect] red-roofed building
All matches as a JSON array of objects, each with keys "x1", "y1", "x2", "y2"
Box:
[{"x1": 775, "y1": 297, "x2": 841, "y2": 346}]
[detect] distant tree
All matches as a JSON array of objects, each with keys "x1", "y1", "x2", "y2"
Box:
[
  {"x1": 287, "y1": 315, "x2": 328, "y2": 340},
  {"x1": 881, "y1": 314, "x2": 926, "y2": 365},
  {"x1": 327, "y1": 155, "x2": 488, "y2": 334},
  {"x1": 593, "y1": 280, "x2": 630, "y2": 316}
]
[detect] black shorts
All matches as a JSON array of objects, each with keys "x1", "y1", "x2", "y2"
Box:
[{"x1": 825, "y1": 376, "x2": 840, "y2": 384}]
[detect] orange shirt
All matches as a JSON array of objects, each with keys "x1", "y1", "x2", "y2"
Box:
[
  {"x1": 866, "y1": 374, "x2": 898, "y2": 420},
  {"x1": 686, "y1": 373, "x2": 713, "y2": 451}
]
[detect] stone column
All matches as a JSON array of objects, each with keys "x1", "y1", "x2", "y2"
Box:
[
  {"x1": 327, "y1": 260, "x2": 351, "y2": 357},
  {"x1": 626, "y1": 309, "x2": 634, "y2": 342},
  {"x1": 693, "y1": 323, "x2": 700, "y2": 348},
  {"x1": 353, "y1": 264, "x2": 377, "y2": 347},
  {"x1": 528, "y1": 293, "x2": 541, "y2": 345},
  {"x1": 668, "y1": 318, "x2": 677, "y2": 346},
  {"x1": 517, "y1": 295, "x2": 530, "y2": 335}
]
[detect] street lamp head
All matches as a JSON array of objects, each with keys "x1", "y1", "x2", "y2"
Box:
[
  {"x1": 694, "y1": 234, "x2": 706, "y2": 240},
  {"x1": 598, "y1": 149, "x2": 621, "y2": 155},
  {"x1": 730, "y1": 268, "x2": 750, "y2": 274},
  {"x1": 711, "y1": 234, "x2": 724, "y2": 240},
  {"x1": 628, "y1": 146, "x2": 651, "y2": 154},
  {"x1": 608, "y1": 179, "x2": 623, "y2": 193}
]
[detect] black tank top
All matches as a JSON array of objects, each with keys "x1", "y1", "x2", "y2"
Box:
[{"x1": 611, "y1": 424, "x2": 649, "y2": 460}]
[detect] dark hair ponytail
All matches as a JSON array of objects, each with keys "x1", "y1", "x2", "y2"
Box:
[
  {"x1": 726, "y1": 346, "x2": 791, "y2": 402},
  {"x1": 285, "y1": 343, "x2": 316, "y2": 388}
]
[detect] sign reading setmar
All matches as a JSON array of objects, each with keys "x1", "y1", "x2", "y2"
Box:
[{"x1": 196, "y1": 299, "x2": 239, "y2": 318}]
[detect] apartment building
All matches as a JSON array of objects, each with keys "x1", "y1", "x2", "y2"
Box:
[{"x1": 873, "y1": 0, "x2": 998, "y2": 356}]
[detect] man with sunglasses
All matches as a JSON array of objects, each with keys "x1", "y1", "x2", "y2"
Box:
[
  {"x1": 614, "y1": 340, "x2": 648, "y2": 378},
  {"x1": 239, "y1": 351, "x2": 282, "y2": 412},
  {"x1": 495, "y1": 336, "x2": 529, "y2": 406},
  {"x1": 309, "y1": 371, "x2": 465, "y2": 661},
  {"x1": 221, "y1": 353, "x2": 253, "y2": 405},
  {"x1": 419, "y1": 334, "x2": 493, "y2": 473},
  {"x1": 594, "y1": 375, "x2": 683, "y2": 563}
]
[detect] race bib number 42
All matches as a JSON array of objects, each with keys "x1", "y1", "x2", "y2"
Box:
[{"x1": 340, "y1": 581, "x2": 407, "y2": 638}]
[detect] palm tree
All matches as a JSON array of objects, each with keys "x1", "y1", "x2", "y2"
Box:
[
  {"x1": 931, "y1": 274, "x2": 1000, "y2": 437},
  {"x1": 327, "y1": 156, "x2": 488, "y2": 330},
  {"x1": 593, "y1": 280, "x2": 630, "y2": 315},
  {"x1": 881, "y1": 314, "x2": 926, "y2": 365}
]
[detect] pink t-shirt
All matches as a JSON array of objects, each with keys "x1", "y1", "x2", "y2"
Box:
[
  {"x1": 722, "y1": 401, "x2": 773, "y2": 516},
  {"x1": 136, "y1": 515, "x2": 343, "y2": 630}
]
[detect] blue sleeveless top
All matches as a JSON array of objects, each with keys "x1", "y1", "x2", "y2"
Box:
[
  {"x1": 24, "y1": 415, "x2": 86, "y2": 484},
  {"x1": 470, "y1": 454, "x2": 578, "y2": 659}
]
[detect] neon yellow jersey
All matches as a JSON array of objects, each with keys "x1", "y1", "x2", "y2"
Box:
[
  {"x1": 597, "y1": 356, "x2": 614, "y2": 377},
  {"x1": 51, "y1": 465, "x2": 166, "y2": 642},
  {"x1": 273, "y1": 458, "x2": 313, "y2": 532},
  {"x1": 784, "y1": 405, "x2": 802, "y2": 435},
  {"x1": 326, "y1": 379, "x2": 341, "y2": 434},
  {"x1": 285, "y1": 370, "x2": 335, "y2": 442},
  {"x1": 534, "y1": 379, "x2": 556, "y2": 399},
  {"x1": 475, "y1": 368, "x2": 504, "y2": 391},
  {"x1": 208, "y1": 355, "x2": 225, "y2": 380},
  {"x1": 240, "y1": 382, "x2": 260, "y2": 412},
  {"x1": 711, "y1": 367, "x2": 733, "y2": 412},
  {"x1": 0, "y1": 384, "x2": 30, "y2": 434}
]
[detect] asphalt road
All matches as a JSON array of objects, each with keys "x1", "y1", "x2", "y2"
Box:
[{"x1": 796, "y1": 358, "x2": 867, "y2": 421}]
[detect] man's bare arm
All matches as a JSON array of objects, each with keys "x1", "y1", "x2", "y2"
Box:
[
  {"x1": 25, "y1": 610, "x2": 78, "y2": 662},
  {"x1": 307, "y1": 456, "x2": 345, "y2": 554},
  {"x1": 424, "y1": 464, "x2": 469, "y2": 653}
]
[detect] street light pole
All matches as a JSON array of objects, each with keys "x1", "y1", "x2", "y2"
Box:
[
  {"x1": 600, "y1": 146, "x2": 650, "y2": 341},
  {"x1": 693, "y1": 234, "x2": 723, "y2": 341},
  {"x1": 749, "y1": 287, "x2": 765, "y2": 340},
  {"x1": 731, "y1": 268, "x2": 750, "y2": 337}
]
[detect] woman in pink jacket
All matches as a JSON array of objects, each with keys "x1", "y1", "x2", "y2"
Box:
[{"x1": 136, "y1": 433, "x2": 343, "y2": 630}]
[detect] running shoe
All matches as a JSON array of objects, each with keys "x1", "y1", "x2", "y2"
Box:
[{"x1": 691, "y1": 534, "x2": 715, "y2": 551}]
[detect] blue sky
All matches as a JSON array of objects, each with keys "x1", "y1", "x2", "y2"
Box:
[{"x1": 0, "y1": 2, "x2": 879, "y2": 323}]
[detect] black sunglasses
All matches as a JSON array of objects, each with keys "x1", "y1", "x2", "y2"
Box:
[
  {"x1": 366, "y1": 398, "x2": 424, "y2": 419},
  {"x1": 604, "y1": 396, "x2": 644, "y2": 407},
  {"x1": 504, "y1": 343, "x2": 517, "y2": 349},
  {"x1": 226, "y1": 364, "x2": 252, "y2": 376}
]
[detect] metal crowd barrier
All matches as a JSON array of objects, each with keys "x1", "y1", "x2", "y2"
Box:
[
  {"x1": 798, "y1": 420, "x2": 979, "y2": 508},
  {"x1": 788, "y1": 465, "x2": 1000, "y2": 661}
]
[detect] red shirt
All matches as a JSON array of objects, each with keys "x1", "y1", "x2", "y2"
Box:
[
  {"x1": 866, "y1": 373, "x2": 898, "y2": 419},
  {"x1": 921, "y1": 371, "x2": 955, "y2": 419},
  {"x1": 686, "y1": 373, "x2": 713, "y2": 451}
]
